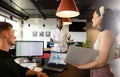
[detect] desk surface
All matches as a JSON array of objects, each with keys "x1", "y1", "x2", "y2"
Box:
[
  {"x1": 18, "y1": 61, "x2": 90, "y2": 77},
  {"x1": 44, "y1": 48, "x2": 51, "y2": 51},
  {"x1": 45, "y1": 65, "x2": 90, "y2": 77}
]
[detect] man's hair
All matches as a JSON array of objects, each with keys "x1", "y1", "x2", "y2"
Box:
[
  {"x1": 56, "y1": 17, "x2": 62, "y2": 21},
  {"x1": 56, "y1": 17, "x2": 63, "y2": 28},
  {"x1": 0, "y1": 22, "x2": 13, "y2": 33}
]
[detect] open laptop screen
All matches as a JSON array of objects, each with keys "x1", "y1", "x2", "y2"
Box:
[{"x1": 48, "y1": 52, "x2": 67, "y2": 65}]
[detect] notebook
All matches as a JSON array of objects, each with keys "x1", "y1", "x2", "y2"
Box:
[
  {"x1": 43, "y1": 52, "x2": 67, "y2": 72},
  {"x1": 65, "y1": 46, "x2": 98, "y2": 65}
]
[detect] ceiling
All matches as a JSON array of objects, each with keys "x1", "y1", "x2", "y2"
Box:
[{"x1": 0, "y1": 0, "x2": 97, "y2": 22}]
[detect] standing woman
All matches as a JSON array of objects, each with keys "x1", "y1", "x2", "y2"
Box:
[{"x1": 73, "y1": 6, "x2": 118, "y2": 77}]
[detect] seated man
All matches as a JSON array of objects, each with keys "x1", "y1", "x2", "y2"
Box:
[{"x1": 0, "y1": 22, "x2": 48, "y2": 77}]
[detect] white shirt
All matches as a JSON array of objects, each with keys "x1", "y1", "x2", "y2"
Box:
[{"x1": 51, "y1": 27, "x2": 71, "y2": 52}]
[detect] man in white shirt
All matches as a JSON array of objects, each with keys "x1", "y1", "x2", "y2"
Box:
[{"x1": 50, "y1": 18, "x2": 71, "y2": 52}]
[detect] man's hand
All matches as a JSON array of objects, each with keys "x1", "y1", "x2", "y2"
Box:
[
  {"x1": 50, "y1": 38, "x2": 53, "y2": 42},
  {"x1": 26, "y1": 69, "x2": 48, "y2": 77},
  {"x1": 37, "y1": 72, "x2": 48, "y2": 77}
]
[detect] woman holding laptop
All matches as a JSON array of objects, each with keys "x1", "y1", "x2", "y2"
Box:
[{"x1": 73, "y1": 6, "x2": 118, "y2": 77}]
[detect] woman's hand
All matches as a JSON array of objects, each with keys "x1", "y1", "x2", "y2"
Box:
[{"x1": 72, "y1": 64, "x2": 81, "y2": 69}]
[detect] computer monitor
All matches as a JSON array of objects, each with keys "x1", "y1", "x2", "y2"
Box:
[{"x1": 15, "y1": 41, "x2": 44, "y2": 57}]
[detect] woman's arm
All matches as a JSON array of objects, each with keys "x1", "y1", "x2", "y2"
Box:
[{"x1": 73, "y1": 30, "x2": 115, "y2": 69}]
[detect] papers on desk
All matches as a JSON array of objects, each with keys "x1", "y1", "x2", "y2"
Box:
[
  {"x1": 15, "y1": 58, "x2": 42, "y2": 71},
  {"x1": 20, "y1": 63, "x2": 36, "y2": 70},
  {"x1": 65, "y1": 46, "x2": 98, "y2": 65},
  {"x1": 20, "y1": 63, "x2": 43, "y2": 71}
]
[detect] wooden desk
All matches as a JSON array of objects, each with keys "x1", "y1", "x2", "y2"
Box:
[
  {"x1": 45, "y1": 65, "x2": 90, "y2": 77},
  {"x1": 25, "y1": 64, "x2": 90, "y2": 77}
]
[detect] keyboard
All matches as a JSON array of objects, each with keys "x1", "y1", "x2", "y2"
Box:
[
  {"x1": 47, "y1": 63, "x2": 66, "y2": 68},
  {"x1": 43, "y1": 63, "x2": 67, "y2": 72}
]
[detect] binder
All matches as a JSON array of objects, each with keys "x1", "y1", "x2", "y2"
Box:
[{"x1": 65, "y1": 46, "x2": 98, "y2": 65}]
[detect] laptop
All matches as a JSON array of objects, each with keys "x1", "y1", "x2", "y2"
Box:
[
  {"x1": 43, "y1": 52, "x2": 67, "y2": 72},
  {"x1": 65, "y1": 46, "x2": 98, "y2": 65}
]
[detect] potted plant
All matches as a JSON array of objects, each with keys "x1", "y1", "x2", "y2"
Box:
[{"x1": 82, "y1": 40, "x2": 90, "y2": 48}]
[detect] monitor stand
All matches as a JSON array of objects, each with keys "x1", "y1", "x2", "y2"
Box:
[
  {"x1": 27, "y1": 56, "x2": 33, "y2": 61},
  {"x1": 23, "y1": 56, "x2": 35, "y2": 63}
]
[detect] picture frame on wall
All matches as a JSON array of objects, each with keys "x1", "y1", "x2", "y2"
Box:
[
  {"x1": 32, "y1": 31, "x2": 38, "y2": 37},
  {"x1": 46, "y1": 31, "x2": 50, "y2": 37},
  {"x1": 39, "y1": 31, "x2": 44, "y2": 37}
]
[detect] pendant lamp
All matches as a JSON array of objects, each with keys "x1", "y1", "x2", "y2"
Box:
[
  {"x1": 62, "y1": 18, "x2": 72, "y2": 25},
  {"x1": 56, "y1": 0, "x2": 80, "y2": 18}
]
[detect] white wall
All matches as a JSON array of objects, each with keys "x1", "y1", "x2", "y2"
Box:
[{"x1": 22, "y1": 18, "x2": 86, "y2": 48}]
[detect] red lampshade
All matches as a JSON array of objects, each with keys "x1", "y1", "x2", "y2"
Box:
[
  {"x1": 62, "y1": 18, "x2": 72, "y2": 25},
  {"x1": 56, "y1": 0, "x2": 80, "y2": 18}
]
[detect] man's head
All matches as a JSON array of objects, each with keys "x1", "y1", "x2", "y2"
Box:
[
  {"x1": 57, "y1": 18, "x2": 63, "y2": 30},
  {"x1": 0, "y1": 22, "x2": 16, "y2": 46}
]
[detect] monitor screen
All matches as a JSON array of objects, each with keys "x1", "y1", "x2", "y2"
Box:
[
  {"x1": 69, "y1": 22, "x2": 86, "y2": 32},
  {"x1": 15, "y1": 41, "x2": 44, "y2": 57},
  {"x1": 48, "y1": 52, "x2": 67, "y2": 65}
]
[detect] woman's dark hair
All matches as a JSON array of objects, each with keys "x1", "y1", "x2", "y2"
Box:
[
  {"x1": 95, "y1": 8, "x2": 101, "y2": 16},
  {"x1": 95, "y1": 7, "x2": 118, "y2": 36}
]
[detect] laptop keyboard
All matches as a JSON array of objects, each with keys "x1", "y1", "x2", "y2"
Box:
[{"x1": 47, "y1": 63, "x2": 66, "y2": 68}]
